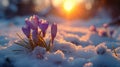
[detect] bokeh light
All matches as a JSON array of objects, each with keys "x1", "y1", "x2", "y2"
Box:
[{"x1": 63, "y1": 0, "x2": 76, "y2": 12}]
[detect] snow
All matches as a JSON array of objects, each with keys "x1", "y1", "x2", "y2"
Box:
[
  {"x1": 84, "y1": 62, "x2": 93, "y2": 67},
  {"x1": 0, "y1": 14, "x2": 120, "y2": 67}
]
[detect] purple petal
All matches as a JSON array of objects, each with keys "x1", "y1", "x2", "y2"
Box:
[
  {"x1": 26, "y1": 15, "x2": 39, "y2": 30},
  {"x1": 22, "y1": 26, "x2": 30, "y2": 38},
  {"x1": 33, "y1": 15, "x2": 39, "y2": 21},
  {"x1": 33, "y1": 15, "x2": 39, "y2": 25},
  {"x1": 38, "y1": 20, "x2": 49, "y2": 37},
  {"x1": 29, "y1": 22, "x2": 38, "y2": 30},
  {"x1": 25, "y1": 18, "x2": 31, "y2": 27},
  {"x1": 110, "y1": 30, "x2": 114, "y2": 36},
  {"x1": 32, "y1": 30, "x2": 38, "y2": 41},
  {"x1": 38, "y1": 19, "x2": 42, "y2": 25},
  {"x1": 25, "y1": 18, "x2": 29, "y2": 23},
  {"x1": 51, "y1": 23, "x2": 57, "y2": 43}
]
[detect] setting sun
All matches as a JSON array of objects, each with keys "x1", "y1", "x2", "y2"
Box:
[{"x1": 63, "y1": 0, "x2": 76, "y2": 12}]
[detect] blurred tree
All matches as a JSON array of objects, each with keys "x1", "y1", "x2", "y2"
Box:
[
  {"x1": 16, "y1": 0, "x2": 36, "y2": 16},
  {"x1": 104, "y1": 0, "x2": 120, "y2": 19},
  {"x1": 5, "y1": 0, "x2": 18, "y2": 18},
  {"x1": 93, "y1": 0, "x2": 120, "y2": 19},
  {"x1": 93, "y1": 0, "x2": 120, "y2": 25}
]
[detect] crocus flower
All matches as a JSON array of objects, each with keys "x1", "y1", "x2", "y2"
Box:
[
  {"x1": 22, "y1": 26, "x2": 31, "y2": 38},
  {"x1": 25, "y1": 18, "x2": 31, "y2": 26},
  {"x1": 109, "y1": 30, "x2": 114, "y2": 37},
  {"x1": 32, "y1": 30, "x2": 38, "y2": 41},
  {"x1": 26, "y1": 16, "x2": 38, "y2": 30},
  {"x1": 38, "y1": 20, "x2": 49, "y2": 37},
  {"x1": 51, "y1": 23, "x2": 57, "y2": 44},
  {"x1": 89, "y1": 25, "x2": 97, "y2": 32},
  {"x1": 38, "y1": 19, "x2": 42, "y2": 25},
  {"x1": 33, "y1": 15, "x2": 39, "y2": 22},
  {"x1": 98, "y1": 30, "x2": 107, "y2": 37},
  {"x1": 31, "y1": 15, "x2": 39, "y2": 25},
  {"x1": 103, "y1": 23, "x2": 108, "y2": 28}
]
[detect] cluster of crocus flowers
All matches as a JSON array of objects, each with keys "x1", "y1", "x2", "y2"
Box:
[
  {"x1": 16, "y1": 15, "x2": 57, "y2": 52},
  {"x1": 89, "y1": 24, "x2": 114, "y2": 37}
]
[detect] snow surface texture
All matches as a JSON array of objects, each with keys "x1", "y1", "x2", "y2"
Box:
[{"x1": 1, "y1": 15, "x2": 120, "y2": 67}]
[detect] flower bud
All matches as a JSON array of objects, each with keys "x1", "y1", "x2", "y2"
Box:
[
  {"x1": 38, "y1": 20, "x2": 49, "y2": 37},
  {"x1": 22, "y1": 26, "x2": 30, "y2": 38},
  {"x1": 98, "y1": 30, "x2": 107, "y2": 37},
  {"x1": 51, "y1": 23, "x2": 57, "y2": 43},
  {"x1": 103, "y1": 23, "x2": 108, "y2": 28},
  {"x1": 89, "y1": 25, "x2": 97, "y2": 32}
]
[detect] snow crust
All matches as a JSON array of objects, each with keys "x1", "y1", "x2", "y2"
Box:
[{"x1": 0, "y1": 15, "x2": 120, "y2": 67}]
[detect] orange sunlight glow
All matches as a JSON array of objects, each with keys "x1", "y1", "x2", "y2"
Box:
[{"x1": 63, "y1": 0, "x2": 76, "y2": 12}]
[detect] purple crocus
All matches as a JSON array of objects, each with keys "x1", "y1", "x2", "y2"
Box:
[
  {"x1": 38, "y1": 20, "x2": 49, "y2": 37},
  {"x1": 109, "y1": 30, "x2": 114, "y2": 37},
  {"x1": 103, "y1": 23, "x2": 108, "y2": 28},
  {"x1": 25, "y1": 16, "x2": 39, "y2": 30},
  {"x1": 38, "y1": 19, "x2": 42, "y2": 25},
  {"x1": 98, "y1": 30, "x2": 107, "y2": 37},
  {"x1": 32, "y1": 30, "x2": 38, "y2": 41},
  {"x1": 89, "y1": 25, "x2": 97, "y2": 32},
  {"x1": 31, "y1": 15, "x2": 39, "y2": 25},
  {"x1": 25, "y1": 18, "x2": 31, "y2": 26},
  {"x1": 22, "y1": 26, "x2": 31, "y2": 38},
  {"x1": 33, "y1": 15, "x2": 39, "y2": 22},
  {"x1": 51, "y1": 23, "x2": 57, "y2": 44}
]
